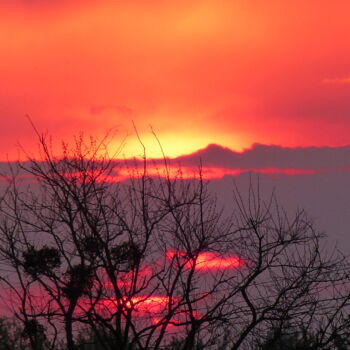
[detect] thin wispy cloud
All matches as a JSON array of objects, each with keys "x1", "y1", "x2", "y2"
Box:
[{"x1": 322, "y1": 77, "x2": 350, "y2": 84}]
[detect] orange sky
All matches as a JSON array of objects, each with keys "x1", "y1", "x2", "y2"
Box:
[{"x1": 1, "y1": 0, "x2": 350, "y2": 159}]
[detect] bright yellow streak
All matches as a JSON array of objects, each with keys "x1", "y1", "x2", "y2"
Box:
[{"x1": 112, "y1": 131, "x2": 246, "y2": 159}]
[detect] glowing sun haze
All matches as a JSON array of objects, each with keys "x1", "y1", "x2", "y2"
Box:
[{"x1": 1, "y1": 0, "x2": 350, "y2": 159}]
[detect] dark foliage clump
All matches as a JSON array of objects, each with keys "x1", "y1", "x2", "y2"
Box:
[
  {"x1": 81, "y1": 235, "x2": 103, "y2": 259},
  {"x1": 22, "y1": 246, "x2": 61, "y2": 278},
  {"x1": 62, "y1": 264, "x2": 94, "y2": 300},
  {"x1": 0, "y1": 318, "x2": 24, "y2": 350},
  {"x1": 111, "y1": 241, "x2": 142, "y2": 268},
  {"x1": 22, "y1": 319, "x2": 44, "y2": 339}
]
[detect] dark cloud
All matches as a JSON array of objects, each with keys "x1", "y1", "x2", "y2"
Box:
[{"x1": 172, "y1": 144, "x2": 350, "y2": 170}]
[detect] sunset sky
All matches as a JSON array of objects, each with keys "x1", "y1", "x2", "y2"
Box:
[
  {"x1": 2, "y1": 2, "x2": 350, "y2": 334},
  {"x1": 1, "y1": 0, "x2": 350, "y2": 159}
]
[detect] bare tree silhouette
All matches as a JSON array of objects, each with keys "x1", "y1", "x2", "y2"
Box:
[{"x1": 0, "y1": 133, "x2": 349, "y2": 350}]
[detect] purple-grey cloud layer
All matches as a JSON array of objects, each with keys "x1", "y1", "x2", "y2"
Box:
[{"x1": 171, "y1": 144, "x2": 350, "y2": 170}]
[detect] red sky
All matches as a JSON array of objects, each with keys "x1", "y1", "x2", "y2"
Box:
[{"x1": 1, "y1": 0, "x2": 350, "y2": 159}]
